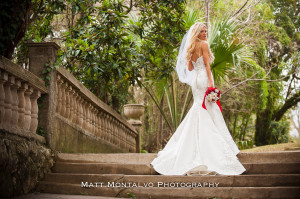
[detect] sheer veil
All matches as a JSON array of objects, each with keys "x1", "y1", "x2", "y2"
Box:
[{"x1": 175, "y1": 24, "x2": 196, "y2": 86}]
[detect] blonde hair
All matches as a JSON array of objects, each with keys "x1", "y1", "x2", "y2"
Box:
[{"x1": 186, "y1": 22, "x2": 214, "y2": 65}]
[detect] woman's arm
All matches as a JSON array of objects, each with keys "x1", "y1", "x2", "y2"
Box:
[{"x1": 201, "y1": 42, "x2": 214, "y2": 87}]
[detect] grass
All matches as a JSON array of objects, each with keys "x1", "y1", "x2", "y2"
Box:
[{"x1": 241, "y1": 138, "x2": 300, "y2": 152}]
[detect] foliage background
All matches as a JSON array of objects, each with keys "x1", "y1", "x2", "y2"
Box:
[{"x1": 1, "y1": 0, "x2": 299, "y2": 152}]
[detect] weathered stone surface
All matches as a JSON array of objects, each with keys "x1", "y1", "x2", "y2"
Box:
[
  {"x1": 44, "y1": 173, "x2": 300, "y2": 187},
  {"x1": 0, "y1": 130, "x2": 55, "y2": 197},
  {"x1": 36, "y1": 151, "x2": 300, "y2": 198},
  {"x1": 12, "y1": 193, "x2": 120, "y2": 199},
  {"x1": 55, "y1": 151, "x2": 300, "y2": 164},
  {"x1": 0, "y1": 56, "x2": 47, "y2": 93},
  {"x1": 38, "y1": 182, "x2": 300, "y2": 199},
  {"x1": 54, "y1": 116, "x2": 127, "y2": 153}
]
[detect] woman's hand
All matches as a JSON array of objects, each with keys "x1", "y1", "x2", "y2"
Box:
[{"x1": 208, "y1": 81, "x2": 214, "y2": 88}]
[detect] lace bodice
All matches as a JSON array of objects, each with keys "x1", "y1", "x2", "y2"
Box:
[{"x1": 191, "y1": 56, "x2": 214, "y2": 106}]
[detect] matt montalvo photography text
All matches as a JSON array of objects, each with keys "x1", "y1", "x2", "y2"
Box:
[{"x1": 81, "y1": 181, "x2": 220, "y2": 188}]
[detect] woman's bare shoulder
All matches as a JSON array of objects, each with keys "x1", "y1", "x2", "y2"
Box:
[{"x1": 200, "y1": 41, "x2": 209, "y2": 51}]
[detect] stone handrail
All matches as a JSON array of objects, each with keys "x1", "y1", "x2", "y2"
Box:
[
  {"x1": 0, "y1": 56, "x2": 47, "y2": 143},
  {"x1": 24, "y1": 42, "x2": 140, "y2": 153},
  {"x1": 55, "y1": 67, "x2": 139, "y2": 152}
]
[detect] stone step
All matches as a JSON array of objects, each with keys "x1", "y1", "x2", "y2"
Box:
[
  {"x1": 52, "y1": 162, "x2": 156, "y2": 175},
  {"x1": 38, "y1": 181, "x2": 300, "y2": 199},
  {"x1": 52, "y1": 162, "x2": 300, "y2": 175},
  {"x1": 56, "y1": 151, "x2": 300, "y2": 164},
  {"x1": 44, "y1": 173, "x2": 300, "y2": 187}
]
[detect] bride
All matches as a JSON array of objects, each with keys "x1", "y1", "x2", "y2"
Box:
[{"x1": 150, "y1": 22, "x2": 246, "y2": 176}]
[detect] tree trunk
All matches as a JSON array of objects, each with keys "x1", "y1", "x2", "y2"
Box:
[
  {"x1": 273, "y1": 91, "x2": 300, "y2": 121},
  {"x1": 255, "y1": 109, "x2": 273, "y2": 146},
  {"x1": 0, "y1": 0, "x2": 32, "y2": 59},
  {"x1": 157, "y1": 93, "x2": 164, "y2": 149},
  {"x1": 205, "y1": 0, "x2": 210, "y2": 32}
]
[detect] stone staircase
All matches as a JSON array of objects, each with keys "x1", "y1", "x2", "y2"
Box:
[{"x1": 37, "y1": 151, "x2": 300, "y2": 198}]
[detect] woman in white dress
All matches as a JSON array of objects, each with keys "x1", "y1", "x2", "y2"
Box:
[{"x1": 150, "y1": 22, "x2": 246, "y2": 176}]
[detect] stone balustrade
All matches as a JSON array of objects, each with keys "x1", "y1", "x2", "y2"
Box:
[
  {"x1": 0, "y1": 42, "x2": 140, "y2": 153},
  {"x1": 23, "y1": 42, "x2": 140, "y2": 153},
  {"x1": 54, "y1": 67, "x2": 138, "y2": 152},
  {"x1": 0, "y1": 56, "x2": 47, "y2": 143}
]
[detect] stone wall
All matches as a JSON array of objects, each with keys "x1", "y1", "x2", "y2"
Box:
[
  {"x1": 54, "y1": 115, "x2": 126, "y2": 153},
  {"x1": 0, "y1": 55, "x2": 53, "y2": 197},
  {"x1": 0, "y1": 129, "x2": 54, "y2": 197},
  {"x1": 0, "y1": 42, "x2": 142, "y2": 197}
]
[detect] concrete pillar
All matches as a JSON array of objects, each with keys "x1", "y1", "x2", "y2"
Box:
[
  {"x1": 26, "y1": 42, "x2": 60, "y2": 150},
  {"x1": 27, "y1": 42, "x2": 60, "y2": 78}
]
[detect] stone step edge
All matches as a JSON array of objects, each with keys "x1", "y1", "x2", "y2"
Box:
[
  {"x1": 42, "y1": 173, "x2": 300, "y2": 187},
  {"x1": 38, "y1": 181, "x2": 300, "y2": 199},
  {"x1": 38, "y1": 181, "x2": 300, "y2": 189},
  {"x1": 53, "y1": 162, "x2": 300, "y2": 166},
  {"x1": 45, "y1": 173, "x2": 300, "y2": 176},
  {"x1": 55, "y1": 151, "x2": 300, "y2": 164}
]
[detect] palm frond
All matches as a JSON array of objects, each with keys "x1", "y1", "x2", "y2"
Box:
[
  {"x1": 183, "y1": 8, "x2": 204, "y2": 29},
  {"x1": 208, "y1": 16, "x2": 254, "y2": 83}
]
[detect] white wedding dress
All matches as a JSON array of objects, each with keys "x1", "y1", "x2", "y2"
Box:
[{"x1": 150, "y1": 56, "x2": 246, "y2": 176}]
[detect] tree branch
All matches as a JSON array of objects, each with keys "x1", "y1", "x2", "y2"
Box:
[
  {"x1": 273, "y1": 91, "x2": 300, "y2": 121},
  {"x1": 125, "y1": 0, "x2": 133, "y2": 14},
  {"x1": 222, "y1": 70, "x2": 297, "y2": 96},
  {"x1": 231, "y1": 0, "x2": 249, "y2": 18}
]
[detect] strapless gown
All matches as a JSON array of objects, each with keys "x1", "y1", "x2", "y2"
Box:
[{"x1": 150, "y1": 56, "x2": 246, "y2": 175}]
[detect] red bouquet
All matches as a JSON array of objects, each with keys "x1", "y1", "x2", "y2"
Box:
[{"x1": 202, "y1": 87, "x2": 222, "y2": 112}]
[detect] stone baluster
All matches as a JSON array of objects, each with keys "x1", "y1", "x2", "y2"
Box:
[
  {"x1": 97, "y1": 111, "x2": 101, "y2": 139},
  {"x1": 104, "y1": 114, "x2": 109, "y2": 141},
  {"x1": 83, "y1": 100, "x2": 89, "y2": 130},
  {"x1": 113, "y1": 119, "x2": 117, "y2": 145},
  {"x1": 125, "y1": 130, "x2": 129, "y2": 151},
  {"x1": 117, "y1": 121, "x2": 120, "y2": 147},
  {"x1": 56, "y1": 76, "x2": 63, "y2": 114},
  {"x1": 87, "y1": 104, "x2": 91, "y2": 132},
  {"x1": 104, "y1": 113, "x2": 108, "y2": 140},
  {"x1": 11, "y1": 79, "x2": 21, "y2": 128},
  {"x1": 94, "y1": 109, "x2": 98, "y2": 135},
  {"x1": 69, "y1": 87, "x2": 75, "y2": 122},
  {"x1": 81, "y1": 100, "x2": 85, "y2": 130},
  {"x1": 99, "y1": 111, "x2": 104, "y2": 139},
  {"x1": 72, "y1": 92, "x2": 78, "y2": 124},
  {"x1": 78, "y1": 97, "x2": 84, "y2": 128},
  {"x1": 24, "y1": 86, "x2": 33, "y2": 131},
  {"x1": 90, "y1": 106, "x2": 94, "y2": 133},
  {"x1": 120, "y1": 125, "x2": 124, "y2": 148},
  {"x1": 0, "y1": 71, "x2": 8, "y2": 128},
  {"x1": 90, "y1": 105, "x2": 94, "y2": 133},
  {"x1": 99, "y1": 111, "x2": 104, "y2": 140},
  {"x1": 114, "y1": 121, "x2": 118, "y2": 146},
  {"x1": 108, "y1": 115, "x2": 112, "y2": 143},
  {"x1": 3, "y1": 75, "x2": 14, "y2": 129},
  {"x1": 93, "y1": 108, "x2": 97, "y2": 135},
  {"x1": 60, "y1": 81, "x2": 66, "y2": 117},
  {"x1": 92, "y1": 108, "x2": 96, "y2": 135},
  {"x1": 65, "y1": 84, "x2": 70, "y2": 119},
  {"x1": 111, "y1": 118, "x2": 115, "y2": 144},
  {"x1": 30, "y1": 89, "x2": 41, "y2": 133},
  {"x1": 122, "y1": 128, "x2": 126, "y2": 149},
  {"x1": 111, "y1": 116, "x2": 115, "y2": 144},
  {"x1": 114, "y1": 120, "x2": 118, "y2": 145},
  {"x1": 17, "y1": 83, "x2": 27, "y2": 129}
]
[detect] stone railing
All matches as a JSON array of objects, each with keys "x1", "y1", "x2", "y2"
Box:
[
  {"x1": 54, "y1": 67, "x2": 139, "y2": 152},
  {"x1": 25, "y1": 42, "x2": 140, "y2": 153},
  {"x1": 0, "y1": 56, "x2": 47, "y2": 143}
]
